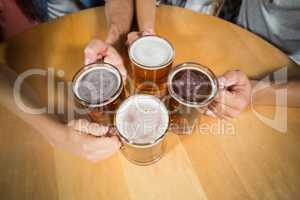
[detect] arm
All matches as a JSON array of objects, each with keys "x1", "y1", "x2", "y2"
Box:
[
  {"x1": 0, "y1": 66, "x2": 120, "y2": 162},
  {"x1": 84, "y1": 0, "x2": 133, "y2": 79},
  {"x1": 105, "y1": 0, "x2": 134, "y2": 45},
  {"x1": 206, "y1": 68, "x2": 300, "y2": 120},
  {"x1": 126, "y1": 0, "x2": 156, "y2": 45},
  {"x1": 251, "y1": 80, "x2": 300, "y2": 107},
  {"x1": 136, "y1": 0, "x2": 156, "y2": 34},
  {"x1": 251, "y1": 64, "x2": 300, "y2": 107}
]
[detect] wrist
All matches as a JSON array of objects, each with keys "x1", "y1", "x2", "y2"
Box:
[
  {"x1": 105, "y1": 24, "x2": 122, "y2": 46},
  {"x1": 141, "y1": 28, "x2": 155, "y2": 36}
]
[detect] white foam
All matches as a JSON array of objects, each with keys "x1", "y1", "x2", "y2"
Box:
[
  {"x1": 116, "y1": 95, "x2": 169, "y2": 144},
  {"x1": 73, "y1": 63, "x2": 121, "y2": 105},
  {"x1": 129, "y1": 36, "x2": 174, "y2": 68}
]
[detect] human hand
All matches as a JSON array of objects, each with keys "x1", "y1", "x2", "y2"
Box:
[
  {"x1": 126, "y1": 29, "x2": 155, "y2": 46},
  {"x1": 66, "y1": 119, "x2": 121, "y2": 162},
  {"x1": 206, "y1": 70, "x2": 251, "y2": 119},
  {"x1": 0, "y1": 65, "x2": 121, "y2": 163},
  {"x1": 84, "y1": 39, "x2": 127, "y2": 80}
]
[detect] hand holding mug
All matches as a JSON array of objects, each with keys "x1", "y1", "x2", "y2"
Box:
[
  {"x1": 84, "y1": 39, "x2": 127, "y2": 80},
  {"x1": 206, "y1": 70, "x2": 251, "y2": 119},
  {"x1": 67, "y1": 119, "x2": 121, "y2": 162}
]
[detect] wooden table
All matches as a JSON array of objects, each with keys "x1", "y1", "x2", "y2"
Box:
[{"x1": 1, "y1": 5, "x2": 300, "y2": 200}]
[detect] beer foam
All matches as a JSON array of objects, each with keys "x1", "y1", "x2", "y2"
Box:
[
  {"x1": 129, "y1": 36, "x2": 174, "y2": 68},
  {"x1": 116, "y1": 95, "x2": 169, "y2": 144},
  {"x1": 74, "y1": 63, "x2": 121, "y2": 105}
]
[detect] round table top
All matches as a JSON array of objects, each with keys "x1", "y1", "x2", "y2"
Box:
[{"x1": 1, "y1": 5, "x2": 300, "y2": 200}]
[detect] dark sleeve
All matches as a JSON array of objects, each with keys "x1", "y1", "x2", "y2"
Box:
[
  {"x1": 15, "y1": 0, "x2": 49, "y2": 22},
  {"x1": 219, "y1": 0, "x2": 242, "y2": 22}
]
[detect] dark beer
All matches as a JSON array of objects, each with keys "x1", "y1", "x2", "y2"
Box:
[
  {"x1": 128, "y1": 35, "x2": 174, "y2": 97},
  {"x1": 72, "y1": 62, "x2": 125, "y2": 126},
  {"x1": 167, "y1": 62, "x2": 218, "y2": 134}
]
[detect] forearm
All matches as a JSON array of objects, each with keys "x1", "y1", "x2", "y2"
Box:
[
  {"x1": 0, "y1": 70, "x2": 69, "y2": 146},
  {"x1": 105, "y1": 0, "x2": 133, "y2": 45},
  {"x1": 136, "y1": 0, "x2": 156, "y2": 33},
  {"x1": 251, "y1": 80, "x2": 300, "y2": 107}
]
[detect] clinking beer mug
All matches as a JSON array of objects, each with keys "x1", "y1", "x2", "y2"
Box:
[
  {"x1": 115, "y1": 94, "x2": 169, "y2": 165},
  {"x1": 72, "y1": 60, "x2": 125, "y2": 126},
  {"x1": 128, "y1": 35, "x2": 175, "y2": 97},
  {"x1": 166, "y1": 62, "x2": 219, "y2": 134}
]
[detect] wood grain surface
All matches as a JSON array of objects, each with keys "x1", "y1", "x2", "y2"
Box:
[{"x1": 0, "y1": 5, "x2": 299, "y2": 200}]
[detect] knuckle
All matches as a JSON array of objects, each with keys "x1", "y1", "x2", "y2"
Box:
[
  {"x1": 98, "y1": 126, "x2": 108, "y2": 137},
  {"x1": 78, "y1": 119, "x2": 90, "y2": 133},
  {"x1": 84, "y1": 47, "x2": 94, "y2": 55},
  {"x1": 88, "y1": 123, "x2": 101, "y2": 136}
]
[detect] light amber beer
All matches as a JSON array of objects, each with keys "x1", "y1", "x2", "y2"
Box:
[
  {"x1": 166, "y1": 62, "x2": 218, "y2": 134},
  {"x1": 128, "y1": 35, "x2": 174, "y2": 97},
  {"x1": 115, "y1": 94, "x2": 169, "y2": 165},
  {"x1": 72, "y1": 62, "x2": 125, "y2": 126}
]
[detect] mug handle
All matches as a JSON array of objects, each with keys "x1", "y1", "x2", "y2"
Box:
[{"x1": 94, "y1": 58, "x2": 104, "y2": 64}]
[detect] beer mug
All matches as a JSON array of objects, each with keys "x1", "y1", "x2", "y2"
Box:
[
  {"x1": 72, "y1": 61, "x2": 125, "y2": 126},
  {"x1": 166, "y1": 62, "x2": 218, "y2": 134},
  {"x1": 115, "y1": 94, "x2": 169, "y2": 165},
  {"x1": 128, "y1": 35, "x2": 174, "y2": 97}
]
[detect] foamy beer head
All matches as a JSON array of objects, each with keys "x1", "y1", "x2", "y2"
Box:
[
  {"x1": 168, "y1": 62, "x2": 218, "y2": 107},
  {"x1": 73, "y1": 62, "x2": 122, "y2": 107},
  {"x1": 129, "y1": 35, "x2": 174, "y2": 96},
  {"x1": 116, "y1": 95, "x2": 169, "y2": 145},
  {"x1": 129, "y1": 35, "x2": 174, "y2": 69}
]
